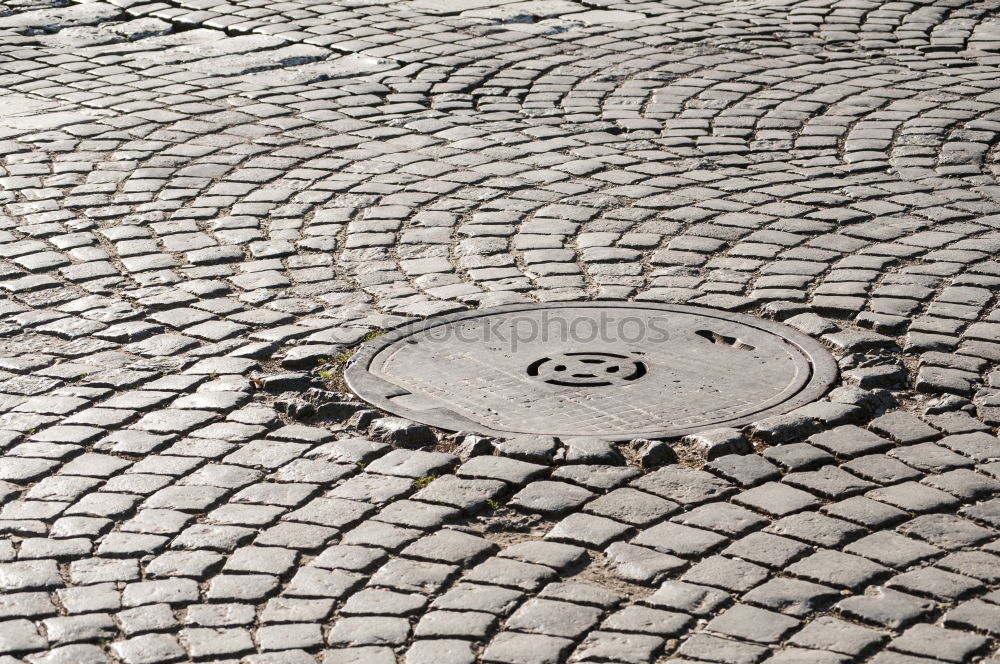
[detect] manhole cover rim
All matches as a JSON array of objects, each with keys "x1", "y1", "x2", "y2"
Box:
[{"x1": 344, "y1": 302, "x2": 839, "y2": 440}]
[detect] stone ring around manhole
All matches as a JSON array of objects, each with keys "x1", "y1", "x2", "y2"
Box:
[{"x1": 344, "y1": 303, "x2": 839, "y2": 440}]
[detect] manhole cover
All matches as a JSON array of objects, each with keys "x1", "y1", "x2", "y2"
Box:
[{"x1": 345, "y1": 303, "x2": 838, "y2": 440}]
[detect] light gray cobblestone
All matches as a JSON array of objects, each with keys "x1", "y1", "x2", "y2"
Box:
[{"x1": 0, "y1": 0, "x2": 998, "y2": 661}]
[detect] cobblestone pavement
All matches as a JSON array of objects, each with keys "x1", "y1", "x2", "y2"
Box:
[{"x1": 1, "y1": 0, "x2": 1000, "y2": 661}]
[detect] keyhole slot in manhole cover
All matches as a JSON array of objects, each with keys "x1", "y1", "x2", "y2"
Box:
[
  {"x1": 695, "y1": 329, "x2": 756, "y2": 352},
  {"x1": 345, "y1": 303, "x2": 838, "y2": 439}
]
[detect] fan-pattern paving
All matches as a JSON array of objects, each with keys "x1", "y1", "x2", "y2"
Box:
[{"x1": 0, "y1": 0, "x2": 999, "y2": 662}]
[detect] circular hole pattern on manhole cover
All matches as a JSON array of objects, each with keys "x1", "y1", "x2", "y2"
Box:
[{"x1": 345, "y1": 303, "x2": 839, "y2": 440}]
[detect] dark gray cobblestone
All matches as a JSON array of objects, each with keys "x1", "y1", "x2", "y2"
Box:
[{"x1": 0, "y1": 0, "x2": 999, "y2": 662}]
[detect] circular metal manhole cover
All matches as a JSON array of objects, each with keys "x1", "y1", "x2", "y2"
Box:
[{"x1": 345, "y1": 303, "x2": 838, "y2": 440}]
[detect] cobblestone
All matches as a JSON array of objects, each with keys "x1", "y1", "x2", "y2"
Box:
[{"x1": 0, "y1": 0, "x2": 997, "y2": 661}]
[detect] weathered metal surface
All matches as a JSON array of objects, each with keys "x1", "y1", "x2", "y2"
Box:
[{"x1": 346, "y1": 303, "x2": 839, "y2": 439}]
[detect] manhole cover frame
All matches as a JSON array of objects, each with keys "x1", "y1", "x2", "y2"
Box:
[{"x1": 345, "y1": 302, "x2": 839, "y2": 440}]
